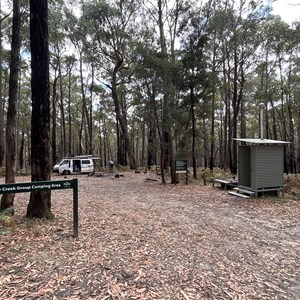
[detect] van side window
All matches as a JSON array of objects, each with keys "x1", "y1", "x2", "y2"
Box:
[
  {"x1": 81, "y1": 160, "x2": 91, "y2": 164},
  {"x1": 61, "y1": 160, "x2": 69, "y2": 165}
]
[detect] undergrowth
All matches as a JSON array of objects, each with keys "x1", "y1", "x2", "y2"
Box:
[{"x1": 0, "y1": 207, "x2": 15, "y2": 234}]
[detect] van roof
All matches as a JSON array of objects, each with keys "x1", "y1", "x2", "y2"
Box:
[{"x1": 60, "y1": 155, "x2": 100, "y2": 159}]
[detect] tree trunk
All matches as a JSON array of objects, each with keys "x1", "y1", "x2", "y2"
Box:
[
  {"x1": 0, "y1": 9, "x2": 10, "y2": 168},
  {"x1": 141, "y1": 118, "x2": 146, "y2": 167},
  {"x1": 78, "y1": 51, "x2": 85, "y2": 156},
  {"x1": 111, "y1": 60, "x2": 136, "y2": 169},
  {"x1": 287, "y1": 93, "x2": 296, "y2": 173},
  {"x1": 58, "y1": 60, "x2": 67, "y2": 157},
  {"x1": 51, "y1": 76, "x2": 58, "y2": 164},
  {"x1": 68, "y1": 70, "x2": 72, "y2": 156},
  {"x1": 146, "y1": 82, "x2": 157, "y2": 168},
  {"x1": 0, "y1": 0, "x2": 21, "y2": 214},
  {"x1": 231, "y1": 50, "x2": 239, "y2": 175},
  {"x1": 0, "y1": 13, "x2": 5, "y2": 167},
  {"x1": 19, "y1": 131, "x2": 25, "y2": 170},
  {"x1": 202, "y1": 117, "x2": 208, "y2": 168},
  {"x1": 209, "y1": 94, "x2": 215, "y2": 171},
  {"x1": 102, "y1": 116, "x2": 108, "y2": 165},
  {"x1": 297, "y1": 112, "x2": 300, "y2": 173},
  {"x1": 27, "y1": 0, "x2": 53, "y2": 219},
  {"x1": 87, "y1": 64, "x2": 94, "y2": 155},
  {"x1": 190, "y1": 85, "x2": 197, "y2": 179}
]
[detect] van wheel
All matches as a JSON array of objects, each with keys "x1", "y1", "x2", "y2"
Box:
[{"x1": 63, "y1": 170, "x2": 70, "y2": 175}]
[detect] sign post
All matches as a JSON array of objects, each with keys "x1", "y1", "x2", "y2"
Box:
[
  {"x1": 0, "y1": 179, "x2": 79, "y2": 237},
  {"x1": 175, "y1": 160, "x2": 188, "y2": 185}
]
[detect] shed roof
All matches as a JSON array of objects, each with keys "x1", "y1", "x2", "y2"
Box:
[{"x1": 234, "y1": 138, "x2": 289, "y2": 145}]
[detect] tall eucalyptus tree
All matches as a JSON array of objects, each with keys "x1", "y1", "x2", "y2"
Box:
[
  {"x1": 268, "y1": 18, "x2": 295, "y2": 173},
  {"x1": 257, "y1": 15, "x2": 297, "y2": 173},
  {"x1": 0, "y1": 5, "x2": 11, "y2": 168},
  {"x1": 63, "y1": 55, "x2": 77, "y2": 156},
  {"x1": 207, "y1": 0, "x2": 270, "y2": 173},
  {"x1": 179, "y1": 14, "x2": 210, "y2": 178},
  {"x1": 133, "y1": 44, "x2": 162, "y2": 169},
  {"x1": 79, "y1": 0, "x2": 140, "y2": 169},
  {"x1": 140, "y1": 0, "x2": 192, "y2": 183},
  {"x1": 27, "y1": 0, "x2": 53, "y2": 219},
  {"x1": 49, "y1": 0, "x2": 69, "y2": 160},
  {"x1": 288, "y1": 21, "x2": 300, "y2": 173},
  {"x1": 0, "y1": 0, "x2": 21, "y2": 214}
]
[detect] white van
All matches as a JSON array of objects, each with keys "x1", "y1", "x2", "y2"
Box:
[
  {"x1": 55, "y1": 156, "x2": 97, "y2": 175},
  {"x1": 53, "y1": 159, "x2": 67, "y2": 173}
]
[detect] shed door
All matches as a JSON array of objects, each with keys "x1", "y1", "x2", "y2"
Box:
[{"x1": 238, "y1": 146, "x2": 251, "y2": 187}]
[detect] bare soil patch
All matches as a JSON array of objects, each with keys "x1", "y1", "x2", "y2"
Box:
[{"x1": 1, "y1": 172, "x2": 300, "y2": 299}]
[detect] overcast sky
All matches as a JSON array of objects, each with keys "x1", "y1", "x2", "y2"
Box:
[
  {"x1": 272, "y1": 0, "x2": 300, "y2": 23},
  {"x1": 0, "y1": 1, "x2": 298, "y2": 26}
]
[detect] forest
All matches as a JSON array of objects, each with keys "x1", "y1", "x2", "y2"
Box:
[
  {"x1": 1, "y1": 2, "x2": 300, "y2": 297},
  {"x1": 1, "y1": 0, "x2": 300, "y2": 184}
]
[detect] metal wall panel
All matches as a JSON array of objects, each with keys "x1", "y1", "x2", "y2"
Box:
[
  {"x1": 238, "y1": 144, "x2": 284, "y2": 190},
  {"x1": 255, "y1": 145, "x2": 283, "y2": 188}
]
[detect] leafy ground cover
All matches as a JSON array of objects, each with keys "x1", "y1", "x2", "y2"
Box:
[{"x1": 1, "y1": 172, "x2": 300, "y2": 299}]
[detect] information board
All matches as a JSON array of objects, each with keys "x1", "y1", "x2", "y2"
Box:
[{"x1": 175, "y1": 160, "x2": 188, "y2": 173}]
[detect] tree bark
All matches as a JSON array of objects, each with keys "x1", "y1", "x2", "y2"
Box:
[
  {"x1": 190, "y1": 85, "x2": 197, "y2": 179},
  {"x1": 0, "y1": 0, "x2": 21, "y2": 214},
  {"x1": 0, "y1": 14, "x2": 4, "y2": 167},
  {"x1": 0, "y1": 9, "x2": 10, "y2": 168},
  {"x1": 51, "y1": 75, "x2": 58, "y2": 164},
  {"x1": 58, "y1": 59, "x2": 67, "y2": 157},
  {"x1": 27, "y1": 0, "x2": 53, "y2": 219},
  {"x1": 111, "y1": 59, "x2": 136, "y2": 169},
  {"x1": 67, "y1": 70, "x2": 72, "y2": 156}
]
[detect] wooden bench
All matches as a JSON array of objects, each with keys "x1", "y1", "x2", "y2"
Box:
[{"x1": 213, "y1": 179, "x2": 238, "y2": 189}]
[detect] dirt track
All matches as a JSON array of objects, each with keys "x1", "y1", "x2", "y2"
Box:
[{"x1": 1, "y1": 172, "x2": 300, "y2": 299}]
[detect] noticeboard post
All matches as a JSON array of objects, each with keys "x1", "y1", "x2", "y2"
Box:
[
  {"x1": 0, "y1": 179, "x2": 78, "y2": 237},
  {"x1": 175, "y1": 160, "x2": 188, "y2": 185}
]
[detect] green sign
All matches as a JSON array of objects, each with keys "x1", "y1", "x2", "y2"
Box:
[
  {"x1": 0, "y1": 179, "x2": 78, "y2": 237},
  {"x1": 175, "y1": 160, "x2": 188, "y2": 172},
  {"x1": 175, "y1": 160, "x2": 188, "y2": 185},
  {"x1": 0, "y1": 180, "x2": 74, "y2": 194}
]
